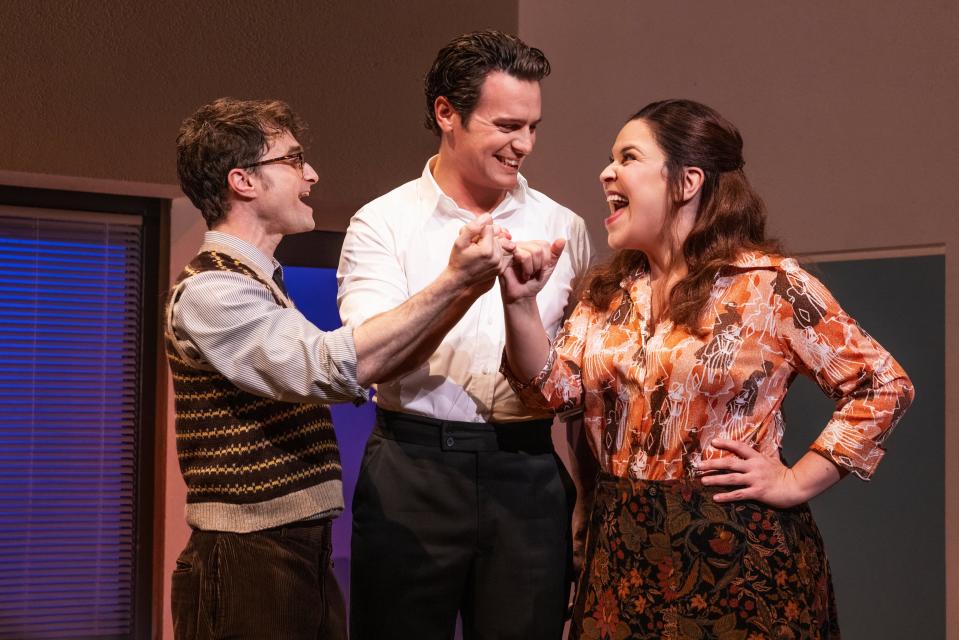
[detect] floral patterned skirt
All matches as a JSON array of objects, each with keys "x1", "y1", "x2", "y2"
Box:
[{"x1": 570, "y1": 473, "x2": 840, "y2": 640}]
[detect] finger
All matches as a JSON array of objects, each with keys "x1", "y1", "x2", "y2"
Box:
[
  {"x1": 710, "y1": 438, "x2": 759, "y2": 459},
  {"x1": 528, "y1": 248, "x2": 544, "y2": 276},
  {"x1": 463, "y1": 213, "x2": 493, "y2": 243},
  {"x1": 699, "y1": 472, "x2": 748, "y2": 487},
  {"x1": 696, "y1": 457, "x2": 749, "y2": 474},
  {"x1": 712, "y1": 487, "x2": 755, "y2": 503},
  {"x1": 550, "y1": 238, "x2": 567, "y2": 258},
  {"x1": 497, "y1": 236, "x2": 516, "y2": 253},
  {"x1": 479, "y1": 223, "x2": 497, "y2": 256},
  {"x1": 514, "y1": 251, "x2": 535, "y2": 280}
]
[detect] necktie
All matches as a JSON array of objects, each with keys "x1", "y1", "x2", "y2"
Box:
[{"x1": 272, "y1": 267, "x2": 289, "y2": 297}]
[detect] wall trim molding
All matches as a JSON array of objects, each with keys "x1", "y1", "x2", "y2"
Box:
[{"x1": 796, "y1": 244, "x2": 945, "y2": 263}]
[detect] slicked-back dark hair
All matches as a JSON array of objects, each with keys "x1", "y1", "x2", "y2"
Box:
[
  {"x1": 424, "y1": 30, "x2": 550, "y2": 135},
  {"x1": 176, "y1": 97, "x2": 306, "y2": 228}
]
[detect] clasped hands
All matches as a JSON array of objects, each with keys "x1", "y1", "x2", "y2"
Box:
[{"x1": 447, "y1": 213, "x2": 565, "y2": 301}]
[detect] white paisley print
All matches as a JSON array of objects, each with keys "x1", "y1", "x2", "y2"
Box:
[{"x1": 503, "y1": 253, "x2": 914, "y2": 481}]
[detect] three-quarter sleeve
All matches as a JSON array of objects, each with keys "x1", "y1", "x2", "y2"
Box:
[
  {"x1": 501, "y1": 299, "x2": 595, "y2": 413},
  {"x1": 771, "y1": 264, "x2": 915, "y2": 479}
]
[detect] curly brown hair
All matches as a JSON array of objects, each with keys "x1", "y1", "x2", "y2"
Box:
[
  {"x1": 176, "y1": 97, "x2": 306, "y2": 228},
  {"x1": 584, "y1": 99, "x2": 783, "y2": 333}
]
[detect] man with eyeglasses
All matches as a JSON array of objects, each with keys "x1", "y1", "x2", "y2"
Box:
[{"x1": 166, "y1": 97, "x2": 514, "y2": 640}]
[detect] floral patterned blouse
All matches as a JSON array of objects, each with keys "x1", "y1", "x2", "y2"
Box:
[{"x1": 504, "y1": 253, "x2": 914, "y2": 481}]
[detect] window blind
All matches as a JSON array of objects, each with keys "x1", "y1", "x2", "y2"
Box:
[{"x1": 0, "y1": 212, "x2": 144, "y2": 639}]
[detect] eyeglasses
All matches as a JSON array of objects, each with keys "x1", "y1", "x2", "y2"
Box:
[{"x1": 240, "y1": 152, "x2": 305, "y2": 174}]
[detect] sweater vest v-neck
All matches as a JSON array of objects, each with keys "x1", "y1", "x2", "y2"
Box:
[{"x1": 164, "y1": 248, "x2": 342, "y2": 532}]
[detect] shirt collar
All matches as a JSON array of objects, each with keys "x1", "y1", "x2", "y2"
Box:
[
  {"x1": 202, "y1": 230, "x2": 280, "y2": 275},
  {"x1": 416, "y1": 155, "x2": 529, "y2": 219},
  {"x1": 619, "y1": 251, "x2": 787, "y2": 297},
  {"x1": 728, "y1": 251, "x2": 786, "y2": 269}
]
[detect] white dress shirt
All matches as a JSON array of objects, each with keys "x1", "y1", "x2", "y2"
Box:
[
  {"x1": 169, "y1": 231, "x2": 367, "y2": 406},
  {"x1": 337, "y1": 157, "x2": 593, "y2": 423}
]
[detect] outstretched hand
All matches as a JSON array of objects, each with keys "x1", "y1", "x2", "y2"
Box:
[
  {"x1": 499, "y1": 238, "x2": 566, "y2": 304},
  {"x1": 697, "y1": 438, "x2": 807, "y2": 509}
]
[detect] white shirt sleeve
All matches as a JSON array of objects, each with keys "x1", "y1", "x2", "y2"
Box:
[
  {"x1": 171, "y1": 270, "x2": 367, "y2": 405},
  {"x1": 336, "y1": 206, "x2": 411, "y2": 327}
]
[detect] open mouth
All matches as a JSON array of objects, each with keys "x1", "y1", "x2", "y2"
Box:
[
  {"x1": 604, "y1": 192, "x2": 628, "y2": 225},
  {"x1": 606, "y1": 192, "x2": 628, "y2": 212},
  {"x1": 298, "y1": 191, "x2": 310, "y2": 200},
  {"x1": 495, "y1": 155, "x2": 520, "y2": 170}
]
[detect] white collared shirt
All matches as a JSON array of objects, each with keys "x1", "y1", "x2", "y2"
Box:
[{"x1": 337, "y1": 157, "x2": 593, "y2": 422}]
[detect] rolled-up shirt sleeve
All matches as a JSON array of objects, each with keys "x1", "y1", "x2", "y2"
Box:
[
  {"x1": 172, "y1": 270, "x2": 368, "y2": 406},
  {"x1": 772, "y1": 265, "x2": 914, "y2": 480}
]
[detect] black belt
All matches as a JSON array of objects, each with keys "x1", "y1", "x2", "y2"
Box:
[{"x1": 375, "y1": 408, "x2": 555, "y2": 454}]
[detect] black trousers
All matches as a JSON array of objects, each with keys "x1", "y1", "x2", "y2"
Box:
[
  {"x1": 171, "y1": 518, "x2": 346, "y2": 640},
  {"x1": 350, "y1": 409, "x2": 574, "y2": 640}
]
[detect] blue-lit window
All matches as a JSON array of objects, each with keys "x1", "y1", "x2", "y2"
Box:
[{"x1": 0, "y1": 210, "x2": 147, "y2": 639}]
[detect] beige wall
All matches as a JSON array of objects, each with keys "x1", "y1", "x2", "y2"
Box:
[
  {"x1": 518, "y1": 0, "x2": 957, "y2": 634},
  {"x1": 1, "y1": 0, "x2": 517, "y2": 231}
]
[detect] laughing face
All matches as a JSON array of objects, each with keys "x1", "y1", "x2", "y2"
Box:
[
  {"x1": 599, "y1": 118, "x2": 672, "y2": 252},
  {"x1": 254, "y1": 130, "x2": 319, "y2": 236},
  {"x1": 446, "y1": 70, "x2": 542, "y2": 201}
]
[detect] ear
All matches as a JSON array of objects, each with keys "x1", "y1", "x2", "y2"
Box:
[
  {"x1": 226, "y1": 167, "x2": 257, "y2": 200},
  {"x1": 434, "y1": 96, "x2": 458, "y2": 134},
  {"x1": 681, "y1": 166, "x2": 705, "y2": 202}
]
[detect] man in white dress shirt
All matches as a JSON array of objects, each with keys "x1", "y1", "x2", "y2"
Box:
[{"x1": 337, "y1": 31, "x2": 593, "y2": 640}]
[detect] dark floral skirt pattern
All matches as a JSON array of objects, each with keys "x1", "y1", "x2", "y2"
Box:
[{"x1": 570, "y1": 473, "x2": 840, "y2": 640}]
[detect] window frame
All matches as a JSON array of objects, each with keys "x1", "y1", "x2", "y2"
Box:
[{"x1": 0, "y1": 184, "x2": 163, "y2": 639}]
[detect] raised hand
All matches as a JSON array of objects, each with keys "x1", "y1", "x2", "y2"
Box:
[
  {"x1": 446, "y1": 214, "x2": 514, "y2": 292},
  {"x1": 499, "y1": 238, "x2": 566, "y2": 304}
]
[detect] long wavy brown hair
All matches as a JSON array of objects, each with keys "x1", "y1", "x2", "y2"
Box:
[{"x1": 584, "y1": 99, "x2": 784, "y2": 333}]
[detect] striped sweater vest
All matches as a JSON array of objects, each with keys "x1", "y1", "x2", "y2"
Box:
[{"x1": 165, "y1": 248, "x2": 343, "y2": 532}]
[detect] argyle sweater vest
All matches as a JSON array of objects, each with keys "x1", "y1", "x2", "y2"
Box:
[{"x1": 165, "y1": 248, "x2": 343, "y2": 532}]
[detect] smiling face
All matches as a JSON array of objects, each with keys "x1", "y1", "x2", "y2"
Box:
[
  {"x1": 443, "y1": 70, "x2": 542, "y2": 203},
  {"x1": 253, "y1": 130, "x2": 319, "y2": 235},
  {"x1": 600, "y1": 118, "x2": 674, "y2": 252}
]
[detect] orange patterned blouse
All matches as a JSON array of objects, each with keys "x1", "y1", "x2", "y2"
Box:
[{"x1": 504, "y1": 253, "x2": 914, "y2": 481}]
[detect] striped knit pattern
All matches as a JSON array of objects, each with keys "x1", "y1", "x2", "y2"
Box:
[{"x1": 165, "y1": 250, "x2": 343, "y2": 531}]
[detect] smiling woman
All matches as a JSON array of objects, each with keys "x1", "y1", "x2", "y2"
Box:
[{"x1": 499, "y1": 98, "x2": 914, "y2": 639}]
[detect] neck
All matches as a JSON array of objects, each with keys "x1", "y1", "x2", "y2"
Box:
[
  {"x1": 212, "y1": 216, "x2": 282, "y2": 259},
  {"x1": 646, "y1": 203, "x2": 698, "y2": 283},
  {"x1": 431, "y1": 153, "x2": 508, "y2": 216}
]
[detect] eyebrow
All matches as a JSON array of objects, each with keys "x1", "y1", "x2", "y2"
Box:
[
  {"x1": 610, "y1": 144, "x2": 643, "y2": 159},
  {"x1": 493, "y1": 118, "x2": 543, "y2": 127},
  {"x1": 282, "y1": 144, "x2": 304, "y2": 156}
]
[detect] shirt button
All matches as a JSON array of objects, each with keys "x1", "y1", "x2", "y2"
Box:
[{"x1": 446, "y1": 436, "x2": 455, "y2": 448}]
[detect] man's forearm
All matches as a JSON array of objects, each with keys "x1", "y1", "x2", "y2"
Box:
[{"x1": 352, "y1": 269, "x2": 487, "y2": 387}]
